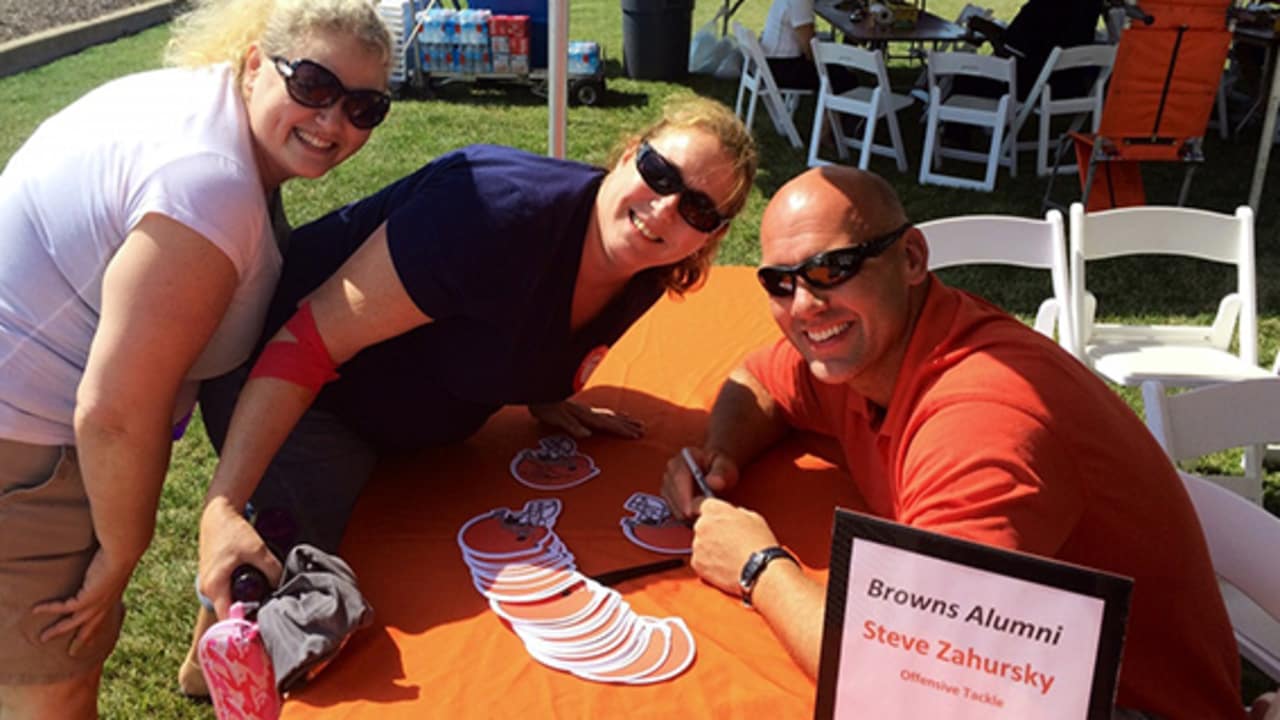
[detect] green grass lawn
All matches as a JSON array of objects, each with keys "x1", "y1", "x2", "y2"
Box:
[{"x1": 2, "y1": 0, "x2": 1279, "y2": 715}]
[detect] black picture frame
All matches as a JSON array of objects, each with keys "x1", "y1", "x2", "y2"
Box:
[{"x1": 815, "y1": 508, "x2": 1133, "y2": 720}]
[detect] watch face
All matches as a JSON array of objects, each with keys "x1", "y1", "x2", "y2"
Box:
[
  {"x1": 740, "y1": 547, "x2": 795, "y2": 596},
  {"x1": 740, "y1": 550, "x2": 767, "y2": 589}
]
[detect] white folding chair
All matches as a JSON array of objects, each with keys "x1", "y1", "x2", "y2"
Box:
[
  {"x1": 733, "y1": 22, "x2": 811, "y2": 149},
  {"x1": 909, "y1": 5, "x2": 1001, "y2": 106},
  {"x1": 919, "y1": 209, "x2": 1072, "y2": 349},
  {"x1": 807, "y1": 40, "x2": 910, "y2": 172},
  {"x1": 1002, "y1": 44, "x2": 1117, "y2": 177},
  {"x1": 919, "y1": 51, "x2": 1017, "y2": 192},
  {"x1": 1069, "y1": 203, "x2": 1271, "y2": 388},
  {"x1": 1140, "y1": 378, "x2": 1280, "y2": 679},
  {"x1": 1142, "y1": 378, "x2": 1278, "y2": 503}
]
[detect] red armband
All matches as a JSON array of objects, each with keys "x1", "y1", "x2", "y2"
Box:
[{"x1": 248, "y1": 301, "x2": 339, "y2": 393}]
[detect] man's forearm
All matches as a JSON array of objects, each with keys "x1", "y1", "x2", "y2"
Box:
[
  {"x1": 751, "y1": 559, "x2": 826, "y2": 678},
  {"x1": 704, "y1": 367, "x2": 790, "y2": 471}
]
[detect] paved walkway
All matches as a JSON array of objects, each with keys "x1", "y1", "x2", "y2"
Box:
[{"x1": 0, "y1": 0, "x2": 180, "y2": 78}]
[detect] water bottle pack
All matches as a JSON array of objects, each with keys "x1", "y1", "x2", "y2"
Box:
[
  {"x1": 491, "y1": 14, "x2": 530, "y2": 74},
  {"x1": 413, "y1": 8, "x2": 586, "y2": 77},
  {"x1": 416, "y1": 7, "x2": 494, "y2": 73},
  {"x1": 567, "y1": 40, "x2": 601, "y2": 76}
]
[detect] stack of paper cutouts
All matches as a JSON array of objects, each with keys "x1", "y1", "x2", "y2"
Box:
[{"x1": 457, "y1": 498, "x2": 696, "y2": 684}]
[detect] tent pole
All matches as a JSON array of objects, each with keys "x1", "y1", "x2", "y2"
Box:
[
  {"x1": 1248, "y1": 54, "x2": 1280, "y2": 211},
  {"x1": 547, "y1": 0, "x2": 568, "y2": 158}
]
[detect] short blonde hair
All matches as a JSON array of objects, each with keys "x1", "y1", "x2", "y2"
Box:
[
  {"x1": 165, "y1": 0, "x2": 393, "y2": 83},
  {"x1": 609, "y1": 95, "x2": 757, "y2": 296}
]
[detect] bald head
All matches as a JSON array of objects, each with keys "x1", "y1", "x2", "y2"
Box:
[
  {"x1": 760, "y1": 167, "x2": 908, "y2": 258},
  {"x1": 755, "y1": 168, "x2": 928, "y2": 402}
]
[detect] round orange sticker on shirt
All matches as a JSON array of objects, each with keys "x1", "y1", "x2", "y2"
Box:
[{"x1": 573, "y1": 345, "x2": 609, "y2": 392}]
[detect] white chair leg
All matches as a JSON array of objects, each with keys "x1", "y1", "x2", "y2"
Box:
[
  {"x1": 982, "y1": 113, "x2": 1007, "y2": 192},
  {"x1": 858, "y1": 107, "x2": 878, "y2": 170},
  {"x1": 885, "y1": 105, "x2": 908, "y2": 172},
  {"x1": 1245, "y1": 444, "x2": 1265, "y2": 505},
  {"x1": 774, "y1": 97, "x2": 804, "y2": 148},
  {"x1": 807, "y1": 96, "x2": 826, "y2": 167},
  {"x1": 831, "y1": 109, "x2": 850, "y2": 161},
  {"x1": 919, "y1": 103, "x2": 939, "y2": 185},
  {"x1": 745, "y1": 86, "x2": 759, "y2": 131},
  {"x1": 763, "y1": 93, "x2": 804, "y2": 149},
  {"x1": 1037, "y1": 111, "x2": 1051, "y2": 177},
  {"x1": 784, "y1": 119, "x2": 804, "y2": 148}
]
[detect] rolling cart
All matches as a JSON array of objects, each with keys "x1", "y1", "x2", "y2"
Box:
[{"x1": 378, "y1": 0, "x2": 607, "y2": 106}]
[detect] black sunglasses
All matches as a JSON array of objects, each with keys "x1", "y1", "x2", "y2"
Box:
[
  {"x1": 635, "y1": 140, "x2": 730, "y2": 233},
  {"x1": 271, "y1": 57, "x2": 391, "y2": 130},
  {"x1": 756, "y1": 223, "x2": 912, "y2": 298}
]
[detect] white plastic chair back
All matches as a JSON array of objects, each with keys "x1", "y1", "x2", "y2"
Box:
[
  {"x1": 1068, "y1": 203, "x2": 1266, "y2": 387},
  {"x1": 1183, "y1": 471, "x2": 1280, "y2": 681},
  {"x1": 1004, "y1": 44, "x2": 1117, "y2": 176},
  {"x1": 1140, "y1": 377, "x2": 1280, "y2": 677},
  {"x1": 919, "y1": 51, "x2": 1016, "y2": 192},
  {"x1": 919, "y1": 210, "x2": 1072, "y2": 348},
  {"x1": 807, "y1": 41, "x2": 910, "y2": 171},
  {"x1": 925, "y1": 51, "x2": 1017, "y2": 95}
]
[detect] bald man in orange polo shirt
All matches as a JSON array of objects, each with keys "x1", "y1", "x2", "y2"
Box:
[{"x1": 661, "y1": 167, "x2": 1248, "y2": 720}]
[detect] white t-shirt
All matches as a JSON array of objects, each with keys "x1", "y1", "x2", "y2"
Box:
[
  {"x1": 0, "y1": 64, "x2": 282, "y2": 445},
  {"x1": 760, "y1": 0, "x2": 815, "y2": 58}
]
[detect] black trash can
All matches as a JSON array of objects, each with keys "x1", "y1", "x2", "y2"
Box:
[{"x1": 621, "y1": 0, "x2": 693, "y2": 80}]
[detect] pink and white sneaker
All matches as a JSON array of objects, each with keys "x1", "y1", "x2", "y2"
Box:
[{"x1": 198, "y1": 602, "x2": 282, "y2": 720}]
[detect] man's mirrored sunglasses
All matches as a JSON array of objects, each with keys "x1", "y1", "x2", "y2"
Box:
[{"x1": 756, "y1": 223, "x2": 912, "y2": 298}]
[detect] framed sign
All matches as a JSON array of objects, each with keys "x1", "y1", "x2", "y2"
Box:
[{"x1": 815, "y1": 509, "x2": 1132, "y2": 720}]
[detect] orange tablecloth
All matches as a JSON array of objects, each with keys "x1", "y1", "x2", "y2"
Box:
[{"x1": 281, "y1": 266, "x2": 866, "y2": 719}]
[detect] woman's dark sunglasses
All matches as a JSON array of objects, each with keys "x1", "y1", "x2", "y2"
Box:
[
  {"x1": 272, "y1": 57, "x2": 391, "y2": 130},
  {"x1": 635, "y1": 140, "x2": 729, "y2": 233},
  {"x1": 757, "y1": 223, "x2": 912, "y2": 298}
]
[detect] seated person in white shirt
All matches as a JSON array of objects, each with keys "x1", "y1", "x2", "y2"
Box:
[
  {"x1": 760, "y1": 0, "x2": 855, "y2": 93},
  {"x1": 761, "y1": 0, "x2": 819, "y2": 89}
]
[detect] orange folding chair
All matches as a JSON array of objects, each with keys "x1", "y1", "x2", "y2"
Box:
[{"x1": 1044, "y1": 0, "x2": 1233, "y2": 211}]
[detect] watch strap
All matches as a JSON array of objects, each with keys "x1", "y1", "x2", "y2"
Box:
[{"x1": 739, "y1": 545, "x2": 798, "y2": 608}]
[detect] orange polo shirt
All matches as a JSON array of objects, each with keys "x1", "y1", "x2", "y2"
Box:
[{"x1": 745, "y1": 277, "x2": 1245, "y2": 720}]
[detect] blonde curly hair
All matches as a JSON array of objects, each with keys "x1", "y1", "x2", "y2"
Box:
[{"x1": 165, "y1": 0, "x2": 393, "y2": 83}]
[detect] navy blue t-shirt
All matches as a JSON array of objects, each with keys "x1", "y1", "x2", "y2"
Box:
[{"x1": 262, "y1": 145, "x2": 665, "y2": 450}]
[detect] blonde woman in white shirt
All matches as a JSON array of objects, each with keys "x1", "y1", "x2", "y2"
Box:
[{"x1": 0, "y1": 1, "x2": 391, "y2": 716}]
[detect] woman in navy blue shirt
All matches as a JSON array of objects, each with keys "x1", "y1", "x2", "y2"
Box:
[{"x1": 180, "y1": 96, "x2": 757, "y2": 693}]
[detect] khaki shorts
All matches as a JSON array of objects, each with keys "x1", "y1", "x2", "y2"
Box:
[{"x1": 0, "y1": 439, "x2": 124, "y2": 684}]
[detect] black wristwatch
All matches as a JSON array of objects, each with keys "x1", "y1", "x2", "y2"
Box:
[{"x1": 738, "y1": 546, "x2": 798, "y2": 608}]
